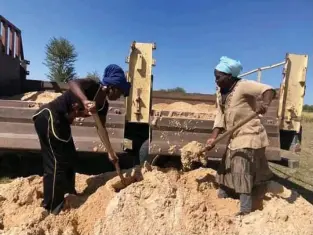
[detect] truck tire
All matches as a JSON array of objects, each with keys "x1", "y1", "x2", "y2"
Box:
[{"x1": 139, "y1": 139, "x2": 157, "y2": 165}]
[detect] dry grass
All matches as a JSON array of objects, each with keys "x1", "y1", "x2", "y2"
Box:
[
  {"x1": 0, "y1": 177, "x2": 12, "y2": 184},
  {"x1": 302, "y1": 111, "x2": 313, "y2": 123},
  {"x1": 269, "y1": 121, "x2": 313, "y2": 203}
]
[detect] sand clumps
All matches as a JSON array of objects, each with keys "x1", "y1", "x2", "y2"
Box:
[
  {"x1": 7, "y1": 91, "x2": 62, "y2": 109},
  {"x1": 180, "y1": 141, "x2": 208, "y2": 171},
  {"x1": 0, "y1": 165, "x2": 313, "y2": 235},
  {"x1": 10, "y1": 91, "x2": 62, "y2": 104}
]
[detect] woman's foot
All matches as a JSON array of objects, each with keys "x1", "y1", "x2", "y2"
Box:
[{"x1": 235, "y1": 211, "x2": 250, "y2": 217}]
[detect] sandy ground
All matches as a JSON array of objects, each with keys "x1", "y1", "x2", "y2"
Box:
[{"x1": 0, "y1": 163, "x2": 313, "y2": 235}]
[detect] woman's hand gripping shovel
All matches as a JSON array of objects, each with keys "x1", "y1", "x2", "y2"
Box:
[{"x1": 197, "y1": 112, "x2": 260, "y2": 156}]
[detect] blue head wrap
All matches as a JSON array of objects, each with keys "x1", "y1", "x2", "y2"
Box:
[
  {"x1": 101, "y1": 64, "x2": 131, "y2": 97},
  {"x1": 215, "y1": 56, "x2": 243, "y2": 77}
]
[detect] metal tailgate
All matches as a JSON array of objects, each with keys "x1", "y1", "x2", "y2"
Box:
[
  {"x1": 0, "y1": 99, "x2": 126, "y2": 153},
  {"x1": 149, "y1": 92, "x2": 281, "y2": 161}
]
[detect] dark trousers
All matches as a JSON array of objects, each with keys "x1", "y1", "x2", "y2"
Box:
[{"x1": 33, "y1": 108, "x2": 77, "y2": 215}]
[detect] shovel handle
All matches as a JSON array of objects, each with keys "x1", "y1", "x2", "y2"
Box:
[
  {"x1": 114, "y1": 162, "x2": 126, "y2": 182},
  {"x1": 199, "y1": 112, "x2": 259, "y2": 154},
  {"x1": 92, "y1": 112, "x2": 125, "y2": 182}
]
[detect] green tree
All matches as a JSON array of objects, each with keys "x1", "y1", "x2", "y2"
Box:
[
  {"x1": 303, "y1": 104, "x2": 313, "y2": 112},
  {"x1": 86, "y1": 71, "x2": 101, "y2": 82},
  {"x1": 44, "y1": 37, "x2": 78, "y2": 82},
  {"x1": 159, "y1": 87, "x2": 186, "y2": 93}
]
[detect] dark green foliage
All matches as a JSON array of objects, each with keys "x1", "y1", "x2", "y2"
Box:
[
  {"x1": 158, "y1": 87, "x2": 186, "y2": 93},
  {"x1": 44, "y1": 37, "x2": 78, "y2": 82},
  {"x1": 86, "y1": 71, "x2": 101, "y2": 82},
  {"x1": 303, "y1": 104, "x2": 313, "y2": 112}
]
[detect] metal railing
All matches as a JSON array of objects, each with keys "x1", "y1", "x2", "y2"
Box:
[
  {"x1": 0, "y1": 15, "x2": 24, "y2": 60},
  {"x1": 238, "y1": 61, "x2": 286, "y2": 82}
]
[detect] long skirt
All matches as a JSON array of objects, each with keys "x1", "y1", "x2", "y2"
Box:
[{"x1": 216, "y1": 147, "x2": 273, "y2": 194}]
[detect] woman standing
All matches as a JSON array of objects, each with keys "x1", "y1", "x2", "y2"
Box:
[
  {"x1": 207, "y1": 56, "x2": 275, "y2": 216},
  {"x1": 32, "y1": 64, "x2": 131, "y2": 214}
]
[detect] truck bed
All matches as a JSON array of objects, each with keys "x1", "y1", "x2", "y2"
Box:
[
  {"x1": 0, "y1": 99, "x2": 126, "y2": 153},
  {"x1": 149, "y1": 91, "x2": 282, "y2": 161},
  {"x1": 0, "y1": 88, "x2": 282, "y2": 162}
]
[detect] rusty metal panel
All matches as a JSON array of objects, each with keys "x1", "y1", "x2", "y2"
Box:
[
  {"x1": 0, "y1": 99, "x2": 126, "y2": 153},
  {"x1": 0, "y1": 16, "x2": 27, "y2": 97},
  {"x1": 9, "y1": 28, "x2": 14, "y2": 56},
  {"x1": 150, "y1": 92, "x2": 281, "y2": 161},
  {"x1": 0, "y1": 15, "x2": 22, "y2": 59},
  {"x1": 15, "y1": 33, "x2": 20, "y2": 59},
  {"x1": 125, "y1": 41, "x2": 156, "y2": 123},
  {"x1": 1, "y1": 21, "x2": 8, "y2": 54},
  {"x1": 278, "y1": 53, "x2": 308, "y2": 132}
]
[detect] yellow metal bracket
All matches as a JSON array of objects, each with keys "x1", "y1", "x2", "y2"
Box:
[
  {"x1": 278, "y1": 53, "x2": 308, "y2": 132},
  {"x1": 125, "y1": 41, "x2": 156, "y2": 123}
]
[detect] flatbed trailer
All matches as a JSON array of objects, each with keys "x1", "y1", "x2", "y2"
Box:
[{"x1": 0, "y1": 15, "x2": 308, "y2": 175}]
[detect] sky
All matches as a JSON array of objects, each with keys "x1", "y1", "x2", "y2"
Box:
[{"x1": 2, "y1": 0, "x2": 313, "y2": 103}]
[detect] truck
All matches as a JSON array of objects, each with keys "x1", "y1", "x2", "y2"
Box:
[{"x1": 0, "y1": 15, "x2": 308, "y2": 176}]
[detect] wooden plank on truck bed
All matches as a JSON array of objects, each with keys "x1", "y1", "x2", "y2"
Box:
[
  {"x1": 0, "y1": 132, "x2": 124, "y2": 153},
  {"x1": 0, "y1": 99, "x2": 127, "y2": 153},
  {"x1": 151, "y1": 90, "x2": 280, "y2": 105},
  {"x1": 150, "y1": 116, "x2": 280, "y2": 135},
  {"x1": 150, "y1": 141, "x2": 281, "y2": 161},
  {"x1": 0, "y1": 99, "x2": 125, "y2": 109},
  {"x1": 149, "y1": 110, "x2": 281, "y2": 161},
  {"x1": 0, "y1": 122, "x2": 124, "y2": 139},
  {"x1": 0, "y1": 106, "x2": 125, "y2": 127},
  {"x1": 151, "y1": 109, "x2": 278, "y2": 118},
  {"x1": 151, "y1": 129, "x2": 280, "y2": 145}
]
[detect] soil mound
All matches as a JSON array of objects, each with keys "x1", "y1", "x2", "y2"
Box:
[{"x1": 0, "y1": 167, "x2": 312, "y2": 235}]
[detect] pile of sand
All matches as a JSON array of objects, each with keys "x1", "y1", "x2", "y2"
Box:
[
  {"x1": 9, "y1": 91, "x2": 62, "y2": 104},
  {"x1": 152, "y1": 102, "x2": 215, "y2": 113},
  {"x1": 0, "y1": 164, "x2": 313, "y2": 235},
  {"x1": 152, "y1": 102, "x2": 217, "y2": 119}
]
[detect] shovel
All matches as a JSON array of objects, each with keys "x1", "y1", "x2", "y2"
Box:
[
  {"x1": 197, "y1": 112, "x2": 259, "y2": 155},
  {"x1": 92, "y1": 112, "x2": 126, "y2": 185}
]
